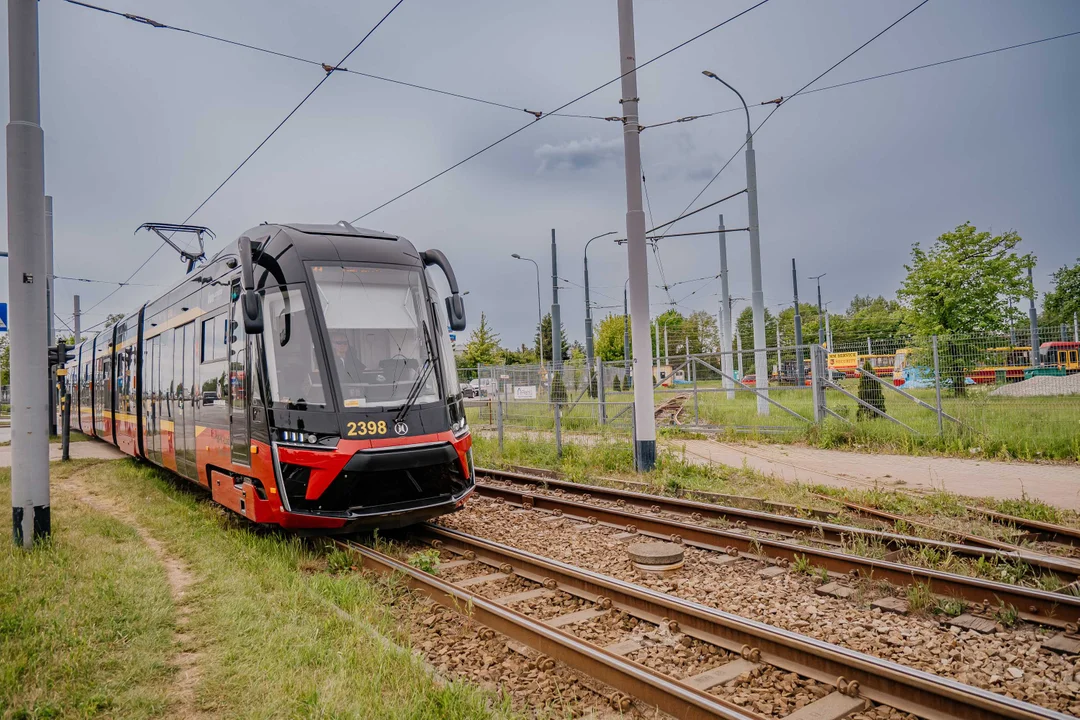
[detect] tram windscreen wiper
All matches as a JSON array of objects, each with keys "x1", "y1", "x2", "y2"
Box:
[{"x1": 393, "y1": 321, "x2": 436, "y2": 425}]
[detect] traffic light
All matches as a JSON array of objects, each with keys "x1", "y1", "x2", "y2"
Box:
[{"x1": 48, "y1": 341, "x2": 75, "y2": 369}]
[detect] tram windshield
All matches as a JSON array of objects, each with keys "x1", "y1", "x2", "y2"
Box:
[
  {"x1": 262, "y1": 284, "x2": 329, "y2": 410},
  {"x1": 311, "y1": 264, "x2": 439, "y2": 409}
]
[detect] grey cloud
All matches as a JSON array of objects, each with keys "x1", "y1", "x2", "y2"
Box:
[{"x1": 534, "y1": 137, "x2": 623, "y2": 172}]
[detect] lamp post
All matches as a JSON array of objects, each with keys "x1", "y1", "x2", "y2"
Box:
[
  {"x1": 511, "y1": 254, "x2": 544, "y2": 372},
  {"x1": 703, "y1": 70, "x2": 768, "y2": 415},
  {"x1": 808, "y1": 273, "x2": 826, "y2": 346},
  {"x1": 583, "y1": 231, "x2": 617, "y2": 386}
]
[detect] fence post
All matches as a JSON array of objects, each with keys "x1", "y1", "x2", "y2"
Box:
[
  {"x1": 932, "y1": 334, "x2": 944, "y2": 436},
  {"x1": 554, "y1": 399, "x2": 562, "y2": 458},
  {"x1": 810, "y1": 345, "x2": 825, "y2": 423},
  {"x1": 598, "y1": 360, "x2": 606, "y2": 426},
  {"x1": 496, "y1": 391, "x2": 504, "y2": 453}
]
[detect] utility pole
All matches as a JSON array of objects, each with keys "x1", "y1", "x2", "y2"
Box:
[
  {"x1": 791, "y1": 259, "x2": 804, "y2": 385},
  {"x1": 73, "y1": 295, "x2": 81, "y2": 344},
  {"x1": 8, "y1": 0, "x2": 50, "y2": 547},
  {"x1": 653, "y1": 319, "x2": 659, "y2": 377},
  {"x1": 718, "y1": 214, "x2": 733, "y2": 399},
  {"x1": 1074, "y1": 312, "x2": 1078, "y2": 343},
  {"x1": 664, "y1": 326, "x2": 669, "y2": 366},
  {"x1": 550, "y1": 229, "x2": 562, "y2": 374},
  {"x1": 45, "y1": 195, "x2": 55, "y2": 435},
  {"x1": 617, "y1": 0, "x2": 656, "y2": 470},
  {"x1": 824, "y1": 306, "x2": 833, "y2": 350},
  {"x1": 775, "y1": 317, "x2": 781, "y2": 380},
  {"x1": 583, "y1": 231, "x2": 616, "y2": 391},
  {"x1": 736, "y1": 330, "x2": 744, "y2": 379},
  {"x1": 1028, "y1": 266, "x2": 1039, "y2": 367},
  {"x1": 809, "y1": 272, "x2": 825, "y2": 346},
  {"x1": 622, "y1": 280, "x2": 631, "y2": 386}
]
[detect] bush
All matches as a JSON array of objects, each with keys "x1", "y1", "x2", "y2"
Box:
[
  {"x1": 856, "y1": 360, "x2": 886, "y2": 420},
  {"x1": 612, "y1": 374, "x2": 622, "y2": 392},
  {"x1": 589, "y1": 372, "x2": 598, "y2": 398}
]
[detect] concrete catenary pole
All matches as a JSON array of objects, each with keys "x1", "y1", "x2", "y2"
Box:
[
  {"x1": 73, "y1": 294, "x2": 81, "y2": 344},
  {"x1": 791, "y1": 259, "x2": 804, "y2": 385},
  {"x1": 825, "y1": 307, "x2": 833, "y2": 350},
  {"x1": 616, "y1": 0, "x2": 656, "y2": 470},
  {"x1": 622, "y1": 281, "x2": 631, "y2": 385},
  {"x1": 718, "y1": 214, "x2": 733, "y2": 399},
  {"x1": 809, "y1": 272, "x2": 825, "y2": 346},
  {"x1": 1028, "y1": 266, "x2": 1040, "y2": 367},
  {"x1": 1073, "y1": 312, "x2": 1078, "y2": 343},
  {"x1": 45, "y1": 195, "x2": 53, "y2": 345},
  {"x1": 550, "y1": 229, "x2": 562, "y2": 373},
  {"x1": 8, "y1": 0, "x2": 50, "y2": 547},
  {"x1": 745, "y1": 124, "x2": 769, "y2": 413},
  {"x1": 664, "y1": 325, "x2": 669, "y2": 366}
]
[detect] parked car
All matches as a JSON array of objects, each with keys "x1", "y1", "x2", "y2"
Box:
[
  {"x1": 461, "y1": 383, "x2": 476, "y2": 398},
  {"x1": 741, "y1": 374, "x2": 756, "y2": 387}
]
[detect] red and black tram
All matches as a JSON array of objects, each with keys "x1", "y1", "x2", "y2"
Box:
[{"x1": 62, "y1": 222, "x2": 474, "y2": 532}]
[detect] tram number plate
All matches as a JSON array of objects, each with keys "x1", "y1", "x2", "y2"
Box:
[{"x1": 346, "y1": 420, "x2": 388, "y2": 437}]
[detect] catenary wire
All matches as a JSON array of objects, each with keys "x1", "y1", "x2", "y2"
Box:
[
  {"x1": 59, "y1": 0, "x2": 603, "y2": 121},
  {"x1": 78, "y1": 0, "x2": 407, "y2": 321},
  {"x1": 640, "y1": 29, "x2": 1080, "y2": 131},
  {"x1": 350, "y1": 0, "x2": 772, "y2": 222},
  {"x1": 654, "y1": 0, "x2": 930, "y2": 245}
]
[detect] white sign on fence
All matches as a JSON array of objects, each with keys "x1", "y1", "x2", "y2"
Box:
[{"x1": 513, "y1": 385, "x2": 537, "y2": 400}]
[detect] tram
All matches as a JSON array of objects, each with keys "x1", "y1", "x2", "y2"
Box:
[{"x1": 62, "y1": 222, "x2": 475, "y2": 532}]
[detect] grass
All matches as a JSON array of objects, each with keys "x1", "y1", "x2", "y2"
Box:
[
  {"x1": 0, "y1": 431, "x2": 93, "y2": 448},
  {"x1": 1, "y1": 459, "x2": 513, "y2": 720}
]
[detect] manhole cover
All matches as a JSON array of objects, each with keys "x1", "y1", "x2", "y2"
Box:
[{"x1": 628, "y1": 541, "x2": 684, "y2": 572}]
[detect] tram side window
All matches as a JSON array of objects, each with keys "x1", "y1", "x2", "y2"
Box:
[{"x1": 201, "y1": 314, "x2": 227, "y2": 363}]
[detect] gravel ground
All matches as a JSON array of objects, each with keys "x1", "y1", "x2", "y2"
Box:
[
  {"x1": 990, "y1": 373, "x2": 1080, "y2": 397},
  {"x1": 439, "y1": 497, "x2": 1080, "y2": 714}
]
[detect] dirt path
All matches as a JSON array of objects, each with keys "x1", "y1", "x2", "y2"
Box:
[
  {"x1": 61, "y1": 470, "x2": 205, "y2": 719},
  {"x1": 673, "y1": 438, "x2": 1080, "y2": 509},
  {"x1": 0, "y1": 441, "x2": 125, "y2": 466}
]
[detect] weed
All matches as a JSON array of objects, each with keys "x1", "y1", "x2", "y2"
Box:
[
  {"x1": 906, "y1": 581, "x2": 934, "y2": 612},
  {"x1": 792, "y1": 554, "x2": 812, "y2": 575},
  {"x1": 407, "y1": 549, "x2": 441, "y2": 575},
  {"x1": 1035, "y1": 573, "x2": 1065, "y2": 593},
  {"x1": 815, "y1": 565, "x2": 830, "y2": 583},
  {"x1": 995, "y1": 603, "x2": 1020, "y2": 627},
  {"x1": 326, "y1": 548, "x2": 353, "y2": 574},
  {"x1": 934, "y1": 597, "x2": 967, "y2": 617},
  {"x1": 995, "y1": 494, "x2": 1063, "y2": 525}
]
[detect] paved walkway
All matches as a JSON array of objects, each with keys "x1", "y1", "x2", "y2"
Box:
[
  {"x1": 674, "y1": 439, "x2": 1080, "y2": 510},
  {"x1": 0, "y1": 440, "x2": 125, "y2": 467}
]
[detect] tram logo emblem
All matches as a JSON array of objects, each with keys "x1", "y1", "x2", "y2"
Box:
[{"x1": 393, "y1": 421, "x2": 408, "y2": 436}]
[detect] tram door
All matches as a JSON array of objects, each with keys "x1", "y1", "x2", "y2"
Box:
[
  {"x1": 174, "y1": 322, "x2": 198, "y2": 480},
  {"x1": 229, "y1": 291, "x2": 251, "y2": 466}
]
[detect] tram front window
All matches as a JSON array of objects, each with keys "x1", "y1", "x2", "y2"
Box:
[
  {"x1": 262, "y1": 285, "x2": 328, "y2": 410},
  {"x1": 312, "y1": 265, "x2": 438, "y2": 409}
]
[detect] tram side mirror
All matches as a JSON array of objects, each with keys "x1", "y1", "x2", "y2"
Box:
[
  {"x1": 446, "y1": 294, "x2": 467, "y2": 332},
  {"x1": 238, "y1": 235, "x2": 264, "y2": 335},
  {"x1": 419, "y1": 248, "x2": 467, "y2": 331}
]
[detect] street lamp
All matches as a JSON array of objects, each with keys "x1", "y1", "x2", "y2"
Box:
[
  {"x1": 511, "y1": 254, "x2": 544, "y2": 371},
  {"x1": 583, "y1": 231, "x2": 618, "y2": 382},
  {"x1": 808, "y1": 273, "x2": 826, "y2": 346},
  {"x1": 702, "y1": 69, "x2": 768, "y2": 415}
]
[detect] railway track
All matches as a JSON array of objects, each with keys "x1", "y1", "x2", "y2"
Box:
[
  {"x1": 655, "y1": 394, "x2": 690, "y2": 425},
  {"x1": 472, "y1": 468, "x2": 1080, "y2": 627},
  {"x1": 479, "y1": 467, "x2": 1080, "y2": 584},
  {"x1": 337, "y1": 529, "x2": 1069, "y2": 720}
]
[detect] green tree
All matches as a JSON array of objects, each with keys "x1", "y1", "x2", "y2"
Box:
[
  {"x1": 735, "y1": 306, "x2": 775, "y2": 374},
  {"x1": 458, "y1": 312, "x2": 502, "y2": 367},
  {"x1": 0, "y1": 335, "x2": 8, "y2": 386},
  {"x1": 898, "y1": 223, "x2": 1034, "y2": 335},
  {"x1": 534, "y1": 313, "x2": 570, "y2": 362},
  {"x1": 612, "y1": 373, "x2": 622, "y2": 392},
  {"x1": 1042, "y1": 258, "x2": 1080, "y2": 328},
  {"x1": 595, "y1": 314, "x2": 629, "y2": 362},
  {"x1": 502, "y1": 344, "x2": 537, "y2": 365},
  {"x1": 103, "y1": 312, "x2": 125, "y2": 329},
  {"x1": 856, "y1": 360, "x2": 885, "y2": 420},
  {"x1": 835, "y1": 295, "x2": 904, "y2": 344}
]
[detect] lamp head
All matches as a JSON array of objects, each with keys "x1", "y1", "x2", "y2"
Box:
[
  {"x1": 702, "y1": 70, "x2": 717, "y2": 79},
  {"x1": 511, "y1": 253, "x2": 521, "y2": 259}
]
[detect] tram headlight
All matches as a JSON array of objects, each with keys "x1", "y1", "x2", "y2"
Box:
[{"x1": 307, "y1": 434, "x2": 317, "y2": 444}]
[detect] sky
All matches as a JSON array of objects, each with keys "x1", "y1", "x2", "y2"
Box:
[{"x1": 2, "y1": 0, "x2": 1079, "y2": 348}]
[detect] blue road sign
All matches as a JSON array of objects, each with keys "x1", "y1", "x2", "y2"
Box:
[{"x1": 0, "y1": 303, "x2": 7, "y2": 333}]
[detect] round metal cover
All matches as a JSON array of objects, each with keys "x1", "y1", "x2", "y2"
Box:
[{"x1": 627, "y1": 541, "x2": 684, "y2": 566}]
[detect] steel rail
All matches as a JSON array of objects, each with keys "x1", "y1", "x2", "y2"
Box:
[
  {"x1": 470, "y1": 480, "x2": 1080, "y2": 626},
  {"x1": 423, "y1": 525, "x2": 1071, "y2": 720},
  {"x1": 333, "y1": 539, "x2": 760, "y2": 720},
  {"x1": 478, "y1": 468, "x2": 1080, "y2": 583},
  {"x1": 965, "y1": 505, "x2": 1080, "y2": 548}
]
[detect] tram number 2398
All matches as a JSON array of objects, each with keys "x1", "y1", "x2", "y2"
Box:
[{"x1": 346, "y1": 420, "x2": 388, "y2": 437}]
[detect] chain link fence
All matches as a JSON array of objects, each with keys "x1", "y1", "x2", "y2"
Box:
[{"x1": 459, "y1": 327, "x2": 1079, "y2": 460}]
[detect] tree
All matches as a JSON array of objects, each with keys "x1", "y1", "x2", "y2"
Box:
[
  {"x1": 856, "y1": 360, "x2": 886, "y2": 420},
  {"x1": 898, "y1": 223, "x2": 1034, "y2": 335},
  {"x1": 1042, "y1": 259, "x2": 1080, "y2": 328},
  {"x1": 612, "y1": 373, "x2": 622, "y2": 392},
  {"x1": 502, "y1": 344, "x2": 537, "y2": 365},
  {"x1": 104, "y1": 312, "x2": 125, "y2": 329},
  {"x1": 0, "y1": 335, "x2": 8, "y2": 386},
  {"x1": 534, "y1": 313, "x2": 570, "y2": 362},
  {"x1": 735, "y1": 306, "x2": 775, "y2": 374},
  {"x1": 595, "y1": 313, "x2": 629, "y2": 362},
  {"x1": 458, "y1": 312, "x2": 502, "y2": 367},
  {"x1": 550, "y1": 371, "x2": 567, "y2": 404},
  {"x1": 835, "y1": 295, "x2": 904, "y2": 344}
]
